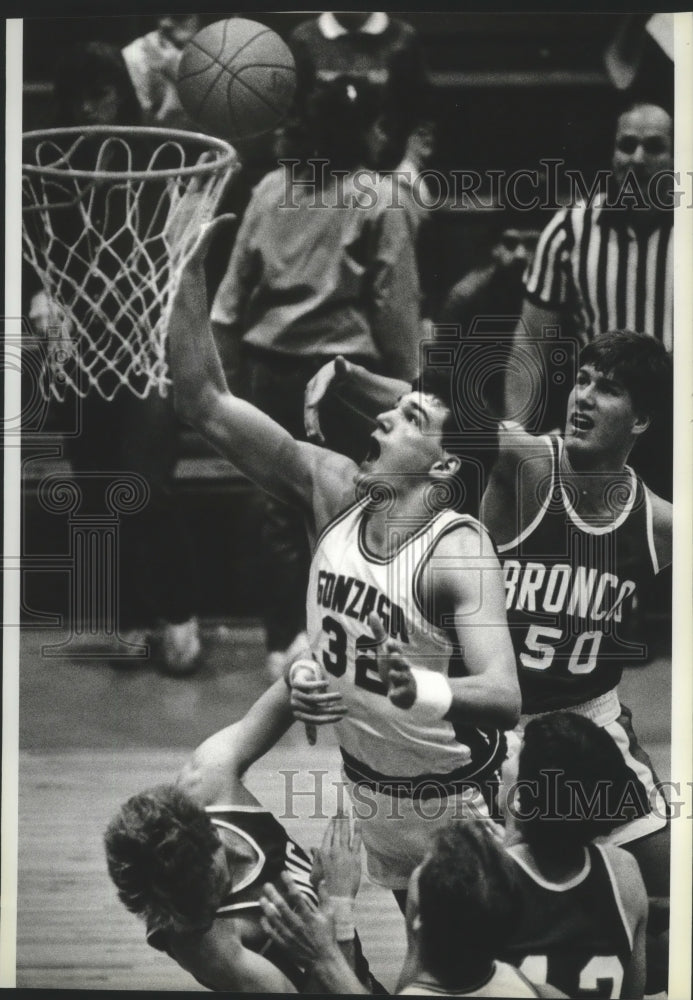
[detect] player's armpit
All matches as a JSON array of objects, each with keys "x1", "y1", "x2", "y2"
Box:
[
  {"x1": 495, "y1": 419, "x2": 552, "y2": 470},
  {"x1": 481, "y1": 429, "x2": 553, "y2": 549}
]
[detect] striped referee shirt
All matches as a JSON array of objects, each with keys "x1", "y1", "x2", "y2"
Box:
[{"x1": 524, "y1": 193, "x2": 673, "y2": 350}]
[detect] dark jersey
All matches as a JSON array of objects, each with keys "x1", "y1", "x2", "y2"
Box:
[
  {"x1": 146, "y1": 805, "x2": 317, "y2": 989},
  {"x1": 499, "y1": 436, "x2": 660, "y2": 713},
  {"x1": 502, "y1": 843, "x2": 633, "y2": 999},
  {"x1": 205, "y1": 805, "x2": 317, "y2": 913}
]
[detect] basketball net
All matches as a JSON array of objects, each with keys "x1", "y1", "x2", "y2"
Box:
[{"x1": 22, "y1": 126, "x2": 239, "y2": 400}]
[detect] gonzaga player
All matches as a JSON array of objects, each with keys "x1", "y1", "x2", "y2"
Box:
[{"x1": 167, "y1": 217, "x2": 520, "y2": 901}]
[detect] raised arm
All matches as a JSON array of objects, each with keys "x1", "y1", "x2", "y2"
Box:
[
  {"x1": 504, "y1": 299, "x2": 562, "y2": 426},
  {"x1": 209, "y1": 195, "x2": 255, "y2": 391},
  {"x1": 168, "y1": 218, "x2": 355, "y2": 515},
  {"x1": 177, "y1": 679, "x2": 295, "y2": 807},
  {"x1": 367, "y1": 193, "x2": 423, "y2": 382},
  {"x1": 504, "y1": 207, "x2": 572, "y2": 427},
  {"x1": 480, "y1": 421, "x2": 554, "y2": 549},
  {"x1": 604, "y1": 13, "x2": 652, "y2": 90}
]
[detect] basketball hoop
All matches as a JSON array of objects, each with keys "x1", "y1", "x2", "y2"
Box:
[{"x1": 22, "y1": 126, "x2": 239, "y2": 400}]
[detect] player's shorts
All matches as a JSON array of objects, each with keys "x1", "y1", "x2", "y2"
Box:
[
  {"x1": 341, "y1": 767, "x2": 494, "y2": 890},
  {"x1": 519, "y1": 688, "x2": 669, "y2": 846}
]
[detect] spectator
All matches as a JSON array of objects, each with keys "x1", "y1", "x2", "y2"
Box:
[
  {"x1": 122, "y1": 15, "x2": 200, "y2": 129},
  {"x1": 211, "y1": 75, "x2": 423, "y2": 679},
  {"x1": 288, "y1": 12, "x2": 430, "y2": 170},
  {"x1": 28, "y1": 42, "x2": 201, "y2": 673},
  {"x1": 52, "y1": 39, "x2": 142, "y2": 128},
  {"x1": 288, "y1": 14, "x2": 436, "y2": 311}
]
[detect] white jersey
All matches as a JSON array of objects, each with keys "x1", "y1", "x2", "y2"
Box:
[
  {"x1": 307, "y1": 499, "x2": 507, "y2": 792},
  {"x1": 399, "y1": 961, "x2": 541, "y2": 996}
]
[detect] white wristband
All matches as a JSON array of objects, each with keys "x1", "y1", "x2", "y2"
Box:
[
  {"x1": 331, "y1": 896, "x2": 355, "y2": 942},
  {"x1": 408, "y1": 668, "x2": 453, "y2": 723}
]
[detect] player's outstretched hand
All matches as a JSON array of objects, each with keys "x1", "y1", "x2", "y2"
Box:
[
  {"x1": 260, "y1": 876, "x2": 337, "y2": 968},
  {"x1": 315, "y1": 808, "x2": 362, "y2": 900},
  {"x1": 368, "y1": 613, "x2": 417, "y2": 709},
  {"x1": 304, "y1": 355, "x2": 353, "y2": 443}
]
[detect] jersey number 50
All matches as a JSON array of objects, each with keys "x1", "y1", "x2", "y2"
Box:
[{"x1": 520, "y1": 625, "x2": 603, "y2": 674}]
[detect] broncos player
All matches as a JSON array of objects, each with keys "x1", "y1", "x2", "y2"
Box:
[{"x1": 104, "y1": 679, "x2": 378, "y2": 992}]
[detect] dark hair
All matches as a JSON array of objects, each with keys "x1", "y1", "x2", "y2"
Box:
[
  {"x1": 517, "y1": 712, "x2": 646, "y2": 854},
  {"x1": 53, "y1": 41, "x2": 142, "y2": 127},
  {"x1": 278, "y1": 75, "x2": 384, "y2": 174},
  {"x1": 412, "y1": 363, "x2": 498, "y2": 516},
  {"x1": 104, "y1": 785, "x2": 222, "y2": 931},
  {"x1": 417, "y1": 821, "x2": 521, "y2": 986},
  {"x1": 579, "y1": 330, "x2": 672, "y2": 427}
]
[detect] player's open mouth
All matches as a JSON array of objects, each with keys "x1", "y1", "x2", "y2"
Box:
[
  {"x1": 364, "y1": 435, "x2": 381, "y2": 462},
  {"x1": 571, "y1": 412, "x2": 594, "y2": 431}
]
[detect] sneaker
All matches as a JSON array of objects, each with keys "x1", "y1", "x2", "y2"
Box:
[
  {"x1": 266, "y1": 630, "x2": 310, "y2": 682},
  {"x1": 160, "y1": 617, "x2": 201, "y2": 676}
]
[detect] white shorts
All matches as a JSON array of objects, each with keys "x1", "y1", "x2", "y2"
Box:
[
  {"x1": 343, "y1": 769, "x2": 491, "y2": 890},
  {"x1": 519, "y1": 689, "x2": 668, "y2": 847}
]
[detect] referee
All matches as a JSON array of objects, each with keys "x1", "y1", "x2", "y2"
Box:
[
  {"x1": 506, "y1": 103, "x2": 672, "y2": 407},
  {"x1": 505, "y1": 101, "x2": 673, "y2": 496}
]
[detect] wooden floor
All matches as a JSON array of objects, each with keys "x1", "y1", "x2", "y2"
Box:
[
  {"x1": 13, "y1": 622, "x2": 672, "y2": 992},
  {"x1": 14, "y1": 623, "x2": 410, "y2": 992}
]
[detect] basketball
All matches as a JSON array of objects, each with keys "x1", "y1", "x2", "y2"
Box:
[{"x1": 177, "y1": 18, "x2": 296, "y2": 142}]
